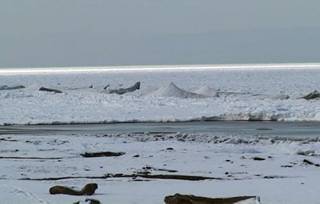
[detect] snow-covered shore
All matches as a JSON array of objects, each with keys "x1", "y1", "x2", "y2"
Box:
[
  {"x1": 1, "y1": 65, "x2": 320, "y2": 125},
  {"x1": 0, "y1": 131, "x2": 319, "y2": 204}
]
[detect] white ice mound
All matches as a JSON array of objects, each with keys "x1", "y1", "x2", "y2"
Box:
[
  {"x1": 194, "y1": 85, "x2": 219, "y2": 97},
  {"x1": 153, "y1": 82, "x2": 206, "y2": 98}
]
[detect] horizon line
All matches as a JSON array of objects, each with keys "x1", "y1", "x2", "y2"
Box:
[{"x1": 1, "y1": 62, "x2": 320, "y2": 75}]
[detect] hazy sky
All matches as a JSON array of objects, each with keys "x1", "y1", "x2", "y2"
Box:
[{"x1": 1, "y1": 0, "x2": 320, "y2": 67}]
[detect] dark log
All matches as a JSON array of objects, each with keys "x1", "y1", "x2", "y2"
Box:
[
  {"x1": 107, "y1": 82, "x2": 140, "y2": 95},
  {"x1": 21, "y1": 173, "x2": 221, "y2": 181},
  {"x1": 0, "y1": 85, "x2": 25, "y2": 91},
  {"x1": 49, "y1": 183, "x2": 98, "y2": 196},
  {"x1": 303, "y1": 159, "x2": 320, "y2": 167},
  {"x1": 252, "y1": 157, "x2": 266, "y2": 161},
  {"x1": 164, "y1": 194, "x2": 259, "y2": 204},
  {"x1": 39, "y1": 87, "x2": 63, "y2": 93},
  {"x1": 302, "y1": 90, "x2": 320, "y2": 100},
  {"x1": 81, "y1": 151, "x2": 125, "y2": 158}
]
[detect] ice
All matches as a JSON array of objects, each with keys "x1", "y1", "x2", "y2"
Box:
[
  {"x1": 0, "y1": 65, "x2": 320, "y2": 124},
  {"x1": 1, "y1": 65, "x2": 320, "y2": 203},
  {"x1": 194, "y1": 85, "x2": 219, "y2": 97},
  {"x1": 152, "y1": 82, "x2": 206, "y2": 98}
]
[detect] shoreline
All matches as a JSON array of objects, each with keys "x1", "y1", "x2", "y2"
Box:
[
  {"x1": 2, "y1": 119, "x2": 320, "y2": 127},
  {"x1": 2, "y1": 121, "x2": 320, "y2": 142},
  {"x1": 1, "y1": 62, "x2": 320, "y2": 75}
]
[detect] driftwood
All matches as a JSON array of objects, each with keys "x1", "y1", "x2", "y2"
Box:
[
  {"x1": 143, "y1": 166, "x2": 178, "y2": 173},
  {"x1": 134, "y1": 174, "x2": 219, "y2": 181},
  {"x1": 107, "y1": 82, "x2": 140, "y2": 95},
  {"x1": 262, "y1": 175, "x2": 290, "y2": 179},
  {"x1": 0, "y1": 85, "x2": 25, "y2": 91},
  {"x1": 303, "y1": 159, "x2": 320, "y2": 167},
  {"x1": 21, "y1": 173, "x2": 221, "y2": 181},
  {"x1": 0, "y1": 138, "x2": 18, "y2": 142},
  {"x1": 49, "y1": 183, "x2": 98, "y2": 196},
  {"x1": 39, "y1": 87, "x2": 63, "y2": 93},
  {"x1": 164, "y1": 194, "x2": 259, "y2": 204},
  {"x1": 302, "y1": 90, "x2": 320, "y2": 100},
  {"x1": 21, "y1": 173, "x2": 290, "y2": 182},
  {"x1": 81, "y1": 151, "x2": 125, "y2": 158},
  {"x1": 252, "y1": 157, "x2": 266, "y2": 161}
]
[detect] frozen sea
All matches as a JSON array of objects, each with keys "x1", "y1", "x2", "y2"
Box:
[
  {"x1": 1, "y1": 63, "x2": 320, "y2": 125},
  {"x1": 0, "y1": 64, "x2": 320, "y2": 204}
]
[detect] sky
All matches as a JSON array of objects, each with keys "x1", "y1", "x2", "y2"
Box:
[{"x1": 1, "y1": 0, "x2": 320, "y2": 67}]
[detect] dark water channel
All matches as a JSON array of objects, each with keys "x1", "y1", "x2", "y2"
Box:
[{"x1": 0, "y1": 121, "x2": 320, "y2": 138}]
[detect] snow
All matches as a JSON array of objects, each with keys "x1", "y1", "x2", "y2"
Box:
[
  {"x1": 193, "y1": 85, "x2": 219, "y2": 97},
  {"x1": 152, "y1": 82, "x2": 205, "y2": 98},
  {"x1": 0, "y1": 131, "x2": 319, "y2": 204},
  {"x1": 1, "y1": 65, "x2": 320, "y2": 125}
]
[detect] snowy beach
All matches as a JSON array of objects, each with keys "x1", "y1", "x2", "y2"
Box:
[{"x1": 0, "y1": 122, "x2": 320, "y2": 204}]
